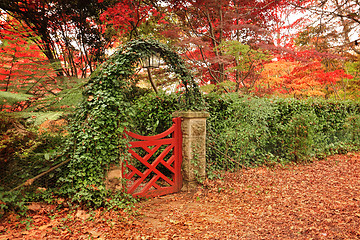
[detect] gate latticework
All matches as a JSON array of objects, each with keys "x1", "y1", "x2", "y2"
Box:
[{"x1": 123, "y1": 117, "x2": 182, "y2": 198}]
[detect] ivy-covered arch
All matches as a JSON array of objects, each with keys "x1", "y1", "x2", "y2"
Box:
[
  {"x1": 87, "y1": 39, "x2": 203, "y2": 106},
  {"x1": 59, "y1": 39, "x2": 204, "y2": 207}
]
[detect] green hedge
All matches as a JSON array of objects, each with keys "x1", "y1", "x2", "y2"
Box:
[
  {"x1": 131, "y1": 91, "x2": 181, "y2": 136},
  {"x1": 132, "y1": 92, "x2": 360, "y2": 173},
  {"x1": 207, "y1": 93, "x2": 360, "y2": 170}
]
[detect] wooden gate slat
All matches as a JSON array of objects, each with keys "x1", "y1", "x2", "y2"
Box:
[
  {"x1": 125, "y1": 125, "x2": 176, "y2": 140},
  {"x1": 123, "y1": 117, "x2": 182, "y2": 198},
  {"x1": 129, "y1": 138, "x2": 174, "y2": 147}
]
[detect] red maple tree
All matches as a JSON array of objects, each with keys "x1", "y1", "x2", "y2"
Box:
[
  {"x1": 161, "y1": 0, "x2": 299, "y2": 87},
  {"x1": 0, "y1": 16, "x2": 57, "y2": 94}
]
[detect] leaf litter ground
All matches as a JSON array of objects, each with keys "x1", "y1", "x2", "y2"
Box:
[{"x1": 1, "y1": 153, "x2": 360, "y2": 239}]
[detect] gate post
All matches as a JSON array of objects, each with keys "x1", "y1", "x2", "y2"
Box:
[{"x1": 172, "y1": 111, "x2": 209, "y2": 191}]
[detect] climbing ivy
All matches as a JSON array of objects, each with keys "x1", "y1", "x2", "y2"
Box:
[{"x1": 58, "y1": 39, "x2": 204, "y2": 207}]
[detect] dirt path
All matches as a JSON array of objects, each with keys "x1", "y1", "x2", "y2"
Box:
[
  {"x1": 131, "y1": 153, "x2": 360, "y2": 239},
  {"x1": 1, "y1": 153, "x2": 360, "y2": 239}
]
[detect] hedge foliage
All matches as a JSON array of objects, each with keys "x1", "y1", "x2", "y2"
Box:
[
  {"x1": 206, "y1": 93, "x2": 360, "y2": 170},
  {"x1": 132, "y1": 92, "x2": 360, "y2": 173}
]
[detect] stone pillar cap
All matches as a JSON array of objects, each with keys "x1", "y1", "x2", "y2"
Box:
[{"x1": 172, "y1": 111, "x2": 210, "y2": 118}]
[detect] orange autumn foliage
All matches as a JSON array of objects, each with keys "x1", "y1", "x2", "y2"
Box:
[{"x1": 259, "y1": 60, "x2": 353, "y2": 98}]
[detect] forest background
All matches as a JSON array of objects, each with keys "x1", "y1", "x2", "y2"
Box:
[
  {"x1": 2, "y1": 0, "x2": 360, "y2": 213},
  {"x1": 2, "y1": 0, "x2": 360, "y2": 103}
]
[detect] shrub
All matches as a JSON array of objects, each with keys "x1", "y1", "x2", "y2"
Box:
[
  {"x1": 128, "y1": 91, "x2": 360, "y2": 173},
  {"x1": 0, "y1": 115, "x2": 68, "y2": 191},
  {"x1": 0, "y1": 115, "x2": 70, "y2": 216},
  {"x1": 343, "y1": 114, "x2": 360, "y2": 144},
  {"x1": 205, "y1": 94, "x2": 360, "y2": 171},
  {"x1": 131, "y1": 91, "x2": 180, "y2": 136}
]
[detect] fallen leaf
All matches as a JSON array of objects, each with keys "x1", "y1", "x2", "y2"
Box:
[
  {"x1": 75, "y1": 210, "x2": 90, "y2": 220},
  {"x1": 27, "y1": 202, "x2": 41, "y2": 211}
]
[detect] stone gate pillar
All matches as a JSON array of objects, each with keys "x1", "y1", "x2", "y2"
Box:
[{"x1": 172, "y1": 111, "x2": 209, "y2": 191}]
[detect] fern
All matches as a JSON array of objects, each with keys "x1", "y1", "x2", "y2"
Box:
[
  {"x1": 0, "y1": 91, "x2": 32, "y2": 105},
  {"x1": 24, "y1": 83, "x2": 84, "y2": 112}
]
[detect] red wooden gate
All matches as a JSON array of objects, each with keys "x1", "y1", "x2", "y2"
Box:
[{"x1": 123, "y1": 117, "x2": 182, "y2": 198}]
